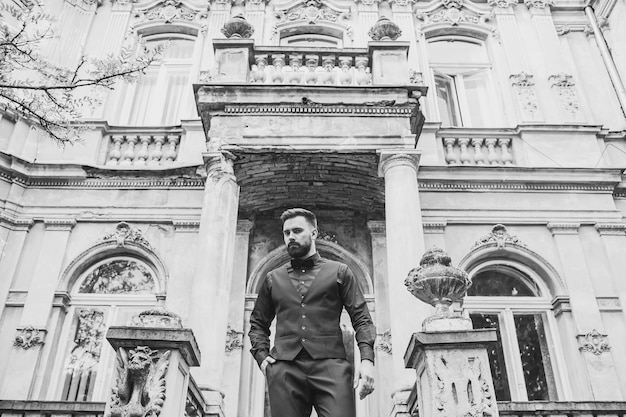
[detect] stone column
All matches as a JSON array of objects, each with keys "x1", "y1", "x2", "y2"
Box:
[
  {"x1": 404, "y1": 248, "x2": 499, "y2": 417},
  {"x1": 0, "y1": 218, "x2": 75, "y2": 399},
  {"x1": 378, "y1": 150, "x2": 430, "y2": 398},
  {"x1": 105, "y1": 309, "x2": 201, "y2": 417},
  {"x1": 222, "y1": 219, "x2": 254, "y2": 416},
  {"x1": 547, "y1": 222, "x2": 622, "y2": 400},
  {"x1": 367, "y1": 221, "x2": 393, "y2": 417},
  {"x1": 189, "y1": 151, "x2": 240, "y2": 394}
]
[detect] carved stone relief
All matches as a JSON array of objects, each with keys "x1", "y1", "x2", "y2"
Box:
[
  {"x1": 549, "y1": 73, "x2": 580, "y2": 117},
  {"x1": 473, "y1": 224, "x2": 526, "y2": 249},
  {"x1": 416, "y1": 0, "x2": 491, "y2": 27},
  {"x1": 14, "y1": 326, "x2": 46, "y2": 349},
  {"x1": 67, "y1": 310, "x2": 106, "y2": 372},
  {"x1": 99, "y1": 222, "x2": 154, "y2": 250},
  {"x1": 577, "y1": 329, "x2": 610, "y2": 355},
  {"x1": 275, "y1": 0, "x2": 350, "y2": 24},
  {"x1": 375, "y1": 329, "x2": 392, "y2": 354},
  {"x1": 109, "y1": 346, "x2": 171, "y2": 417},
  {"x1": 225, "y1": 326, "x2": 244, "y2": 352},
  {"x1": 510, "y1": 72, "x2": 539, "y2": 119},
  {"x1": 133, "y1": 0, "x2": 209, "y2": 24}
]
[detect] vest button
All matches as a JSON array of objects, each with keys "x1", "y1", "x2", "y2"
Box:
[
  {"x1": 301, "y1": 338, "x2": 306, "y2": 342},
  {"x1": 301, "y1": 314, "x2": 306, "y2": 319},
  {"x1": 301, "y1": 326, "x2": 306, "y2": 330},
  {"x1": 301, "y1": 303, "x2": 305, "y2": 307}
]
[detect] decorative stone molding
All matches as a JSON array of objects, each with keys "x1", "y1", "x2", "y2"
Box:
[
  {"x1": 547, "y1": 222, "x2": 580, "y2": 235},
  {"x1": 99, "y1": 222, "x2": 154, "y2": 250},
  {"x1": 473, "y1": 224, "x2": 526, "y2": 249},
  {"x1": 420, "y1": 181, "x2": 613, "y2": 192},
  {"x1": 110, "y1": 346, "x2": 171, "y2": 417},
  {"x1": 367, "y1": 220, "x2": 386, "y2": 235},
  {"x1": 204, "y1": 151, "x2": 236, "y2": 181},
  {"x1": 389, "y1": 0, "x2": 414, "y2": 6},
  {"x1": 353, "y1": 0, "x2": 381, "y2": 6},
  {"x1": 375, "y1": 329, "x2": 392, "y2": 354},
  {"x1": 0, "y1": 213, "x2": 34, "y2": 231},
  {"x1": 524, "y1": 0, "x2": 554, "y2": 10},
  {"x1": 595, "y1": 223, "x2": 626, "y2": 236},
  {"x1": 133, "y1": 0, "x2": 209, "y2": 24},
  {"x1": 488, "y1": 0, "x2": 517, "y2": 9},
  {"x1": 597, "y1": 297, "x2": 622, "y2": 311},
  {"x1": 223, "y1": 104, "x2": 411, "y2": 115},
  {"x1": 14, "y1": 326, "x2": 46, "y2": 349},
  {"x1": 378, "y1": 151, "x2": 421, "y2": 177},
  {"x1": 368, "y1": 16, "x2": 402, "y2": 41},
  {"x1": 130, "y1": 306, "x2": 184, "y2": 328},
  {"x1": 510, "y1": 72, "x2": 539, "y2": 119},
  {"x1": 275, "y1": 0, "x2": 350, "y2": 24},
  {"x1": 424, "y1": 222, "x2": 447, "y2": 234},
  {"x1": 577, "y1": 329, "x2": 610, "y2": 355},
  {"x1": 43, "y1": 218, "x2": 77, "y2": 231},
  {"x1": 416, "y1": 0, "x2": 492, "y2": 27},
  {"x1": 552, "y1": 295, "x2": 571, "y2": 316},
  {"x1": 172, "y1": 220, "x2": 201, "y2": 232},
  {"x1": 237, "y1": 219, "x2": 255, "y2": 234},
  {"x1": 225, "y1": 326, "x2": 244, "y2": 352},
  {"x1": 549, "y1": 73, "x2": 580, "y2": 116}
]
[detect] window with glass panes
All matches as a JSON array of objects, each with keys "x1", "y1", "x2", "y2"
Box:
[{"x1": 464, "y1": 265, "x2": 559, "y2": 401}]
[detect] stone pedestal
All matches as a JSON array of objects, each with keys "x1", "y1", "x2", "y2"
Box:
[
  {"x1": 404, "y1": 330, "x2": 499, "y2": 417},
  {"x1": 212, "y1": 39, "x2": 254, "y2": 83},
  {"x1": 368, "y1": 42, "x2": 410, "y2": 85},
  {"x1": 105, "y1": 326, "x2": 201, "y2": 417}
]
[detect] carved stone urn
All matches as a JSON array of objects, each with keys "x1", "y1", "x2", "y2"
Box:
[
  {"x1": 221, "y1": 14, "x2": 254, "y2": 39},
  {"x1": 404, "y1": 247, "x2": 472, "y2": 331},
  {"x1": 368, "y1": 16, "x2": 402, "y2": 41}
]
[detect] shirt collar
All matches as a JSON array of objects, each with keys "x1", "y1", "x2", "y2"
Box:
[{"x1": 287, "y1": 252, "x2": 321, "y2": 271}]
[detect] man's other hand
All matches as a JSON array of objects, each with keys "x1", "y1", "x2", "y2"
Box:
[
  {"x1": 356, "y1": 359, "x2": 375, "y2": 399},
  {"x1": 260, "y1": 356, "x2": 276, "y2": 376}
]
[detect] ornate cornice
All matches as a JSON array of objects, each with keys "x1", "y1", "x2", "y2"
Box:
[
  {"x1": 14, "y1": 326, "x2": 46, "y2": 349},
  {"x1": 473, "y1": 224, "x2": 525, "y2": 249},
  {"x1": 418, "y1": 182, "x2": 614, "y2": 192},
  {"x1": 595, "y1": 223, "x2": 626, "y2": 236},
  {"x1": 237, "y1": 219, "x2": 255, "y2": 234},
  {"x1": 224, "y1": 104, "x2": 412, "y2": 115},
  {"x1": 577, "y1": 329, "x2": 610, "y2": 355},
  {"x1": 547, "y1": 222, "x2": 580, "y2": 235},
  {"x1": 172, "y1": 220, "x2": 201, "y2": 232},
  {"x1": 423, "y1": 222, "x2": 447, "y2": 234},
  {"x1": 0, "y1": 212, "x2": 34, "y2": 231},
  {"x1": 43, "y1": 218, "x2": 77, "y2": 231}
]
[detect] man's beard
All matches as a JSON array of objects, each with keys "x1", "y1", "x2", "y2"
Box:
[{"x1": 287, "y1": 241, "x2": 311, "y2": 258}]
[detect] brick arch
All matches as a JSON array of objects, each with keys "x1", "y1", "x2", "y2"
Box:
[{"x1": 246, "y1": 240, "x2": 373, "y2": 295}]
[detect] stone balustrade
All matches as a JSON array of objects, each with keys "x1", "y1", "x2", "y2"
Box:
[
  {"x1": 440, "y1": 129, "x2": 516, "y2": 166},
  {"x1": 0, "y1": 400, "x2": 105, "y2": 417},
  {"x1": 249, "y1": 48, "x2": 372, "y2": 86},
  {"x1": 105, "y1": 132, "x2": 181, "y2": 167},
  {"x1": 498, "y1": 401, "x2": 626, "y2": 417}
]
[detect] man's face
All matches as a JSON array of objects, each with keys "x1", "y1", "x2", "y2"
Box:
[{"x1": 283, "y1": 216, "x2": 317, "y2": 258}]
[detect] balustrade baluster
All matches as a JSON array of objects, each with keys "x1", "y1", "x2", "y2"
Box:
[
  {"x1": 471, "y1": 138, "x2": 486, "y2": 165},
  {"x1": 304, "y1": 54, "x2": 319, "y2": 85},
  {"x1": 443, "y1": 138, "x2": 460, "y2": 165},
  {"x1": 320, "y1": 55, "x2": 336, "y2": 85},
  {"x1": 120, "y1": 135, "x2": 138, "y2": 166},
  {"x1": 485, "y1": 138, "x2": 499, "y2": 165},
  {"x1": 252, "y1": 55, "x2": 268, "y2": 84},
  {"x1": 135, "y1": 135, "x2": 151, "y2": 166},
  {"x1": 271, "y1": 54, "x2": 285, "y2": 84},
  {"x1": 458, "y1": 138, "x2": 472, "y2": 165},
  {"x1": 149, "y1": 135, "x2": 165, "y2": 166},
  {"x1": 287, "y1": 54, "x2": 303, "y2": 84},
  {"x1": 499, "y1": 138, "x2": 514, "y2": 165},
  {"x1": 164, "y1": 135, "x2": 179, "y2": 164},
  {"x1": 355, "y1": 57, "x2": 371, "y2": 86},
  {"x1": 338, "y1": 56, "x2": 353, "y2": 86},
  {"x1": 107, "y1": 136, "x2": 124, "y2": 166}
]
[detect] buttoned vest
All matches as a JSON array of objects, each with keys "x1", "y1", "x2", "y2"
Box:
[{"x1": 269, "y1": 260, "x2": 347, "y2": 361}]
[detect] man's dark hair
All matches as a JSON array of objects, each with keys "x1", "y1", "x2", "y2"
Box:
[{"x1": 280, "y1": 208, "x2": 318, "y2": 228}]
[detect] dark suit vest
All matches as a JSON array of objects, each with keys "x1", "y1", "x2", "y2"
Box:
[{"x1": 269, "y1": 261, "x2": 347, "y2": 361}]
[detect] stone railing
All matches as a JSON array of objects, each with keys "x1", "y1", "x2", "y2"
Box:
[
  {"x1": 499, "y1": 401, "x2": 626, "y2": 417},
  {"x1": 439, "y1": 128, "x2": 517, "y2": 166},
  {"x1": 0, "y1": 400, "x2": 105, "y2": 417},
  {"x1": 249, "y1": 47, "x2": 372, "y2": 86},
  {"x1": 185, "y1": 375, "x2": 209, "y2": 417},
  {"x1": 104, "y1": 129, "x2": 182, "y2": 167}
]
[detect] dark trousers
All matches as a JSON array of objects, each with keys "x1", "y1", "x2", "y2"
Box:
[{"x1": 266, "y1": 350, "x2": 355, "y2": 417}]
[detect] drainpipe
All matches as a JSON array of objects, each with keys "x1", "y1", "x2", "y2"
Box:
[{"x1": 585, "y1": 2, "x2": 626, "y2": 118}]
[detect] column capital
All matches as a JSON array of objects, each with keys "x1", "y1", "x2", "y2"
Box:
[
  {"x1": 237, "y1": 219, "x2": 255, "y2": 234},
  {"x1": 203, "y1": 151, "x2": 237, "y2": 182},
  {"x1": 424, "y1": 222, "x2": 447, "y2": 234},
  {"x1": 547, "y1": 222, "x2": 580, "y2": 235},
  {"x1": 367, "y1": 220, "x2": 386, "y2": 235},
  {"x1": 377, "y1": 149, "x2": 421, "y2": 177},
  {"x1": 173, "y1": 220, "x2": 201, "y2": 232},
  {"x1": 43, "y1": 218, "x2": 77, "y2": 231},
  {"x1": 0, "y1": 213, "x2": 34, "y2": 231},
  {"x1": 595, "y1": 223, "x2": 626, "y2": 236}
]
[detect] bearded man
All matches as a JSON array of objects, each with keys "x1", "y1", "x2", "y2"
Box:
[{"x1": 248, "y1": 208, "x2": 376, "y2": 417}]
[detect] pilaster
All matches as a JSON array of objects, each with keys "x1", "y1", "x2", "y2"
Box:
[
  {"x1": 594, "y1": 223, "x2": 626, "y2": 323},
  {"x1": 547, "y1": 222, "x2": 623, "y2": 399},
  {"x1": 189, "y1": 151, "x2": 240, "y2": 396},
  {"x1": 0, "y1": 214, "x2": 34, "y2": 320},
  {"x1": 378, "y1": 149, "x2": 428, "y2": 391},
  {"x1": 223, "y1": 219, "x2": 254, "y2": 416},
  {"x1": 423, "y1": 221, "x2": 446, "y2": 249}
]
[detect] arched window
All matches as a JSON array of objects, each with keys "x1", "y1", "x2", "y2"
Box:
[
  {"x1": 53, "y1": 254, "x2": 160, "y2": 402},
  {"x1": 463, "y1": 262, "x2": 559, "y2": 402},
  {"x1": 107, "y1": 33, "x2": 198, "y2": 126},
  {"x1": 427, "y1": 37, "x2": 500, "y2": 127}
]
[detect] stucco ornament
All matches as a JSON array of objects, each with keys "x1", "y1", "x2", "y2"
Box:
[
  {"x1": 14, "y1": 326, "x2": 45, "y2": 349},
  {"x1": 524, "y1": 0, "x2": 554, "y2": 9},
  {"x1": 225, "y1": 326, "x2": 244, "y2": 352},
  {"x1": 135, "y1": 0, "x2": 208, "y2": 23},
  {"x1": 549, "y1": 73, "x2": 580, "y2": 116},
  {"x1": 100, "y1": 222, "x2": 154, "y2": 250},
  {"x1": 368, "y1": 16, "x2": 402, "y2": 40},
  {"x1": 275, "y1": 0, "x2": 350, "y2": 23},
  {"x1": 488, "y1": 0, "x2": 517, "y2": 9},
  {"x1": 577, "y1": 329, "x2": 610, "y2": 355},
  {"x1": 405, "y1": 248, "x2": 472, "y2": 330},
  {"x1": 375, "y1": 329, "x2": 392, "y2": 354},
  {"x1": 109, "y1": 346, "x2": 171, "y2": 417},
  {"x1": 130, "y1": 306, "x2": 183, "y2": 328},
  {"x1": 473, "y1": 224, "x2": 526, "y2": 249},
  {"x1": 510, "y1": 72, "x2": 539, "y2": 118},
  {"x1": 221, "y1": 14, "x2": 255, "y2": 38}
]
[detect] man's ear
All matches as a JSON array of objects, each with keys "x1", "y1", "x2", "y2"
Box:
[{"x1": 311, "y1": 228, "x2": 318, "y2": 239}]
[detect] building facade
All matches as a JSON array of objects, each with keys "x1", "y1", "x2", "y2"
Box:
[{"x1": 2, "y1": 0, "x2": 626, "y2": 415}]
